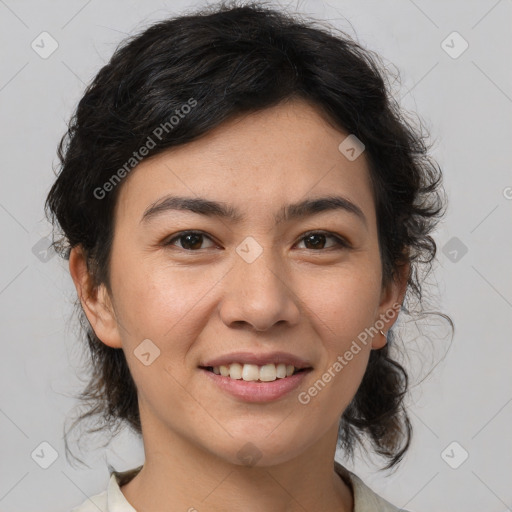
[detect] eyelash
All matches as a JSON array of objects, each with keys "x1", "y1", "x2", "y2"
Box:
[{"x1": 163, "y1": 230, "x2": 350, "y2": 252}]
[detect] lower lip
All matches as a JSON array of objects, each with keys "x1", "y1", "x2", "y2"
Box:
[{"x1": 200, "y1": 368, "x2": 311, "y2": 402}]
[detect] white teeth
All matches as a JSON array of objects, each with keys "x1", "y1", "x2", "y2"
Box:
[
  {"x1": 242, "y1": 364, "x2": 260, "y2": 381},
  {"x1": 210, "y1": 362, "x2": 301, "y2": 381},
  {"x1": 259, "y1": 364, "x2": 277, "y2": 382},
  {"x1": 229, "y1": 363, "x2": 243, "y2": 380},
  {"x1": 276, "y1": 363, "x2": 287, "y2": 378}
]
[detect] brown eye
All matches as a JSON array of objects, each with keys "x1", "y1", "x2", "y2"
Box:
[
  {"x1": 296, "y1": 231, "x2": 349, "y2": 250},
  {"x1": 165, "y1": 231, "x2": 216, "y2": 250}
]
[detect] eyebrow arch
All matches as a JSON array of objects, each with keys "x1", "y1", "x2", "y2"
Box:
[{"x1": 140, "y1": 194, "x2": 367, "y2": 227}]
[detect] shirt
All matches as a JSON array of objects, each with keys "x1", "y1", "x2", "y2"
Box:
[{"x1": 70, "y1": 460, "x2": 409, "y2": 512}]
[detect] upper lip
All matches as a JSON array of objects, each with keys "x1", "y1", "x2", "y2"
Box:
[{"x1": 200, "y1": 351, "x2": 313, "y2": 369}]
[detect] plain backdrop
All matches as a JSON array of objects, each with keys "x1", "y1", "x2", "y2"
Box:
[{"x1": 0, "y1": 1, "x2": 511, "y2": 511}]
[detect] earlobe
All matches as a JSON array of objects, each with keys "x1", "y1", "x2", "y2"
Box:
[
  {"x1": 371, "y1": 329, "x2": 388, "y2": 351},
  {"x1": 68, "y1": 246, "x2": 123, "y2": 349}
]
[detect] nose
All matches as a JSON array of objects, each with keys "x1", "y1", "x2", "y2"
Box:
[{"x1": 218, "y1": 246, "x2": 301, "y2": 332}]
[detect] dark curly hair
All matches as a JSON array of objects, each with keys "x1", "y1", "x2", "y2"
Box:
[{"x1": 45, "y1": 0, "x2": 450, "y2": 471}]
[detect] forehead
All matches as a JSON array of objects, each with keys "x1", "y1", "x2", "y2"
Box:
[{"x1": 114, "y1": 98, "x2": 376, "y2": 229}]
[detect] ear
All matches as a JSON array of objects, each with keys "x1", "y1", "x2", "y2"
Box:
[
  {"x1": 371, "y1": 261, "x2": 409, "y2": 350},
  {"x1": 68, "y1": 245, "x2": 123, "y2": 349}
]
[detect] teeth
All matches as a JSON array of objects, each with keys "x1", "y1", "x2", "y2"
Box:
[
  {"x1": 229, "y1": 363, "x2": 243, "y2": 380},
  {"x1": 242, "y1": 364, "x2": 260, "y2": 381},
  {"x1": 276, "y1": 363, "x2": 287, "y2": 379},
  {"x1": 259, "y1": 364, "x2": 277, "y2": 382},
  {"x1": 211, "y1": 362, "x2": 300, "y2": 381}
]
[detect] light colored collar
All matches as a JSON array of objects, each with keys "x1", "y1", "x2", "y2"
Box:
[
  {"x1": 106, "y1": 466, "x2": 142, "y2": 511},
  {"x1": 333, "y1": 460, "x2": 403, "y2": 511}
]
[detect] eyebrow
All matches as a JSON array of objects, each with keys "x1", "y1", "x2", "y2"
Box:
[{"x1": 140, "y1": 194, "x2": 367, "y2": 227}]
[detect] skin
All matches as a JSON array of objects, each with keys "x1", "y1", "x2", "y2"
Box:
[{"x1": 69, "y1": 97, "x2": 408, "y2": 512}]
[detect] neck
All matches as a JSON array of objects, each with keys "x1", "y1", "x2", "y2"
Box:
[{"x1": 120, "y1": 419, "x2": 353, "y2": 512}]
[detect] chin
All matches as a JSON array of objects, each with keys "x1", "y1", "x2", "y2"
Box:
[{"x1": 208, "y1": 430, "x2": 315, "y2": 468}]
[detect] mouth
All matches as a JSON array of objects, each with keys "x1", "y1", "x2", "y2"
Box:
[
  {"x1": 198, "y1": 352, "x2": 314, "y2": 402},
  {"x1": 199, "y1": 363, "x2": 311, "y2": 382},
  {"x1": 199, "y1": 363, "x2": 313, "y2": 402}
]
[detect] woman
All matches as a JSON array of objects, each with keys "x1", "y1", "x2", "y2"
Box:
[{"x1": 45, "y1": 1, "x2": 448, "y2": 510}]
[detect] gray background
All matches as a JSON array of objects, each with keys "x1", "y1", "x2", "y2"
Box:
[{"x1": 1, "y1": 0, "x2": 511, "y2": 511}]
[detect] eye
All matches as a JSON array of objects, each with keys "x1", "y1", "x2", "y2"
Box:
[
  {"x1": 164, "y1": 231, "x2": 217, "y2": 251},
  {"x1": 164, "y1": 230, "x2": 350, "y2": 252},
  {"x1": 295, "y1": 231, "x2": 350, "y2": 251}
]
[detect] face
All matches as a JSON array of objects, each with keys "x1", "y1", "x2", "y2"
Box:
[{"x1": 73, "y1": 98, "x2": 405, "y2": 467}]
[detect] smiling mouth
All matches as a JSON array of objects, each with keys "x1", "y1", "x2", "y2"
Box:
[{"x1": 200, "y1": 363, "x2": 311, "y2": 382}]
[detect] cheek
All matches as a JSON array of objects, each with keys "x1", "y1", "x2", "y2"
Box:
[
  {"x1": 302, "y1": 259, "x2": 382, "y2": 344},
  {"x1": 113, "y1": 263, "x2": 218, "y2": 419},
  {"x1": 298, "y1": 258, "x2": 381, "y2": 403},
  {"x1": 107, "y1": 258, "x2": 219, "y2": 403},
  {"x1": 113, "y1": 258, "x2": 221, "y2": 341}
]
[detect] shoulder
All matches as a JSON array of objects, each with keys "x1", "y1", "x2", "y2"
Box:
[{"x1": 334, "y1": 461, "x2": 411, "y2": 512}]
